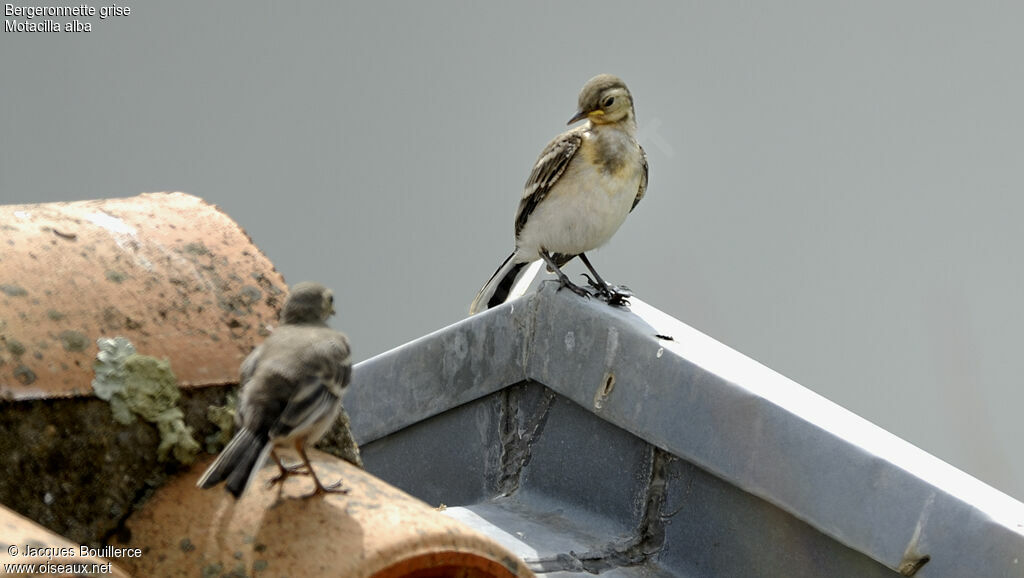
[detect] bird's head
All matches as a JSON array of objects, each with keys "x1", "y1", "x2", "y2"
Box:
[
  {"x1": 568, "y1": 74, "x2": 635, "y2": 126},
  {"x1": 281, "y1": 281, "x2": 336, "y2": 325}
]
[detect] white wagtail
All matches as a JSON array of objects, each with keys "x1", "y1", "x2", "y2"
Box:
[
  {"x1": 470, "y1": 74, "x2": 648, "y2": 314},
  {"x1": 197, "y1": 282, "x2": 352, "y2": 498}
]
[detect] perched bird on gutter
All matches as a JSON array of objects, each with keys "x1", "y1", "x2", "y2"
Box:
[{"x1": 470, "y1": 73, "x2": 648, "y2": 315}]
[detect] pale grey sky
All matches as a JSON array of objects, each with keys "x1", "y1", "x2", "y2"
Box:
[{"x1": 3, "y1": 2, "x2": 1022, "y2": 500}]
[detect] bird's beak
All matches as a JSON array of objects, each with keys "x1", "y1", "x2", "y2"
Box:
[{"x1": 567, "y1": 109, "x2": 590, "y2": 125}]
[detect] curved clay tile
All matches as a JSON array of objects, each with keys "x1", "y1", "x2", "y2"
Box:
[
  {"x1": 0, "y1": 503, "x2": 131, "y2": 577},
  {"x1": 0, "y1": 192, "x2": 286, "y2": 400},
  {"x1": 122, "y1": 450, "x2": 534, "y2": 578}
]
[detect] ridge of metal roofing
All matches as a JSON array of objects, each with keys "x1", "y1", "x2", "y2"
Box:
[{"x1": 348, "y1": 284, "x2": 1024, "y2": 576}]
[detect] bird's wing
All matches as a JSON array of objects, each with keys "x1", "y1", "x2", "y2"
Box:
[
  {"x1": 270, "y1": 332, "x2": 351, "y2": 438},
  {"x1": 239, "y1": 343, "x2": 263, "y2": 386},
  {"x1": 515, "y1": 130, "x2": 584, "y2": 237},
  {"x1": 270, "y1": 374, "x2": 339, "y2": 438},
  {"x1": 631, "y1": 143, "x2": 648, "y2": 212}
]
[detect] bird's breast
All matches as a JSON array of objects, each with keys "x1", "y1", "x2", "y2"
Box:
[
  {"x1": 584, "y1": 129, "x2": 643, "y2": 178},
  {"x1": 515, "y1": 136, "x2": 643, "y2": 256}
]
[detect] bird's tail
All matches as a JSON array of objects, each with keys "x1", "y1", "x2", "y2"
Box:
[
  {"x1": 196, "y1": 427, "x2": 273, "y2": 498},
  {"x1": 469, "y1": 253, "x2": 543, "y2": 315}
]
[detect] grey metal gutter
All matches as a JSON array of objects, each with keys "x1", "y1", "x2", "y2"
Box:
[{"x1": 348, "y1": 283, "x2": 1024, "y2": 576}]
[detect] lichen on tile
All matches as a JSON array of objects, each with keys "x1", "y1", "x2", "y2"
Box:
[
  {"x1": 204, "y1": 392, "x2": 237, "y2": 454},
  {"x1": 91, "y1": 336, "x2": 200, "y2": 464}
]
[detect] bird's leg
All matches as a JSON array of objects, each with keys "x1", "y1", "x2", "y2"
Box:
[
  {"x1": 267, "y1": 450, "x2": 309, "y2": 487},
  {"x1": 540, "y1": 250, "x2": 589, "y2": 298},
  {"x1": 578, "y1": 253, "x2": 613, "y2": 295},
  {"x1": 578, "y1": 253, "x2": 631, "y2": 306},
  {"x1": 296, "y1": 442, "x2": 348, "y2": 498}
]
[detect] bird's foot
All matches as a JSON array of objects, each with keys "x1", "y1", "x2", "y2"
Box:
[
  {"x1": 581, "y1": 274, "x2": 632, "y2": 306},
  {"x1": 581, "y1": 273, "x2": 609, "y2": 295},
  {"x1": 606, "y1": 289, "x2": 632, "y2": 308},
  {"x1": 556, "y1": 276, "x2": 591, "y2": 299},
  {"x1": 267, "y1": 463, "x2": 309, "y2": 488},
  {"x1": 303, "y1": 477, "x2": 349, "y2": 498}
]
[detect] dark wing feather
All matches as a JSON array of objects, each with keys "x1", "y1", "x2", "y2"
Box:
[
  {"x1": 271, "y1": 376, "x2": 338, "y2": 437},
  {"x1": 515, "y1": 131, "x2": 583, "y2": 236},
  {"x1": 631, "y1": 144, "x2": 649, "y2": 212},
  {"x1": 270, "y1": 333, "x2": 350, "y2": 437}
]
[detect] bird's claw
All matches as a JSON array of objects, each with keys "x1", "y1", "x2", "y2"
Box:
[
  {"x1": 556, "y1": 277, "x2": 591, "y2": 298},
  {"x1": 606, "y1": 291, "x2": 631, "y2": 307},
  {"x1": 304, "y1": 478, "x2": 349, "y2": 498},
  {"x1": 580, "y1": 274, "x2": 632, "y2": 306},
  {"x1": 581, "y1": 273, "x2": 605, "y2": 293},
  {"x1": 323, "y1": 479, "x2": 348, "y2": 493},
  {"x1": 267, "y1": 463, "x2": 310, "y2": 487},
  {"x1": 605, "y1": 283, "x2": 632, "y2": 307}
]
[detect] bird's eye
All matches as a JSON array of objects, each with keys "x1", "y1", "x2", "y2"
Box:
[
  {"x1": 603, "y1": 96, "x2": 615, "y2": 107},
  {"x1": 327, "y1": 294, "x2": 334, "y2": 304}
]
